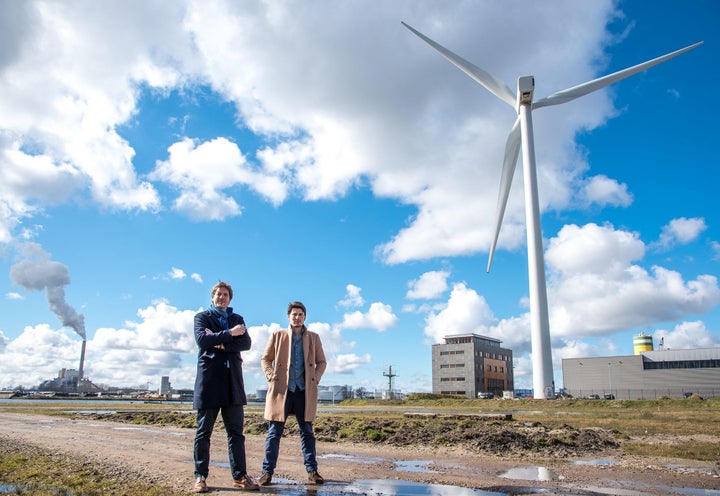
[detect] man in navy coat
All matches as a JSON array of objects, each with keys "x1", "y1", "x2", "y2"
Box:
[{"x1": 192, "y1": 281, "x2": 259, "y2": 492}]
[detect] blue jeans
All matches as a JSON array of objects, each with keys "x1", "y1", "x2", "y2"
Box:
[
  {"x1": 262, "y1": 389, "x2": 317, "y2": 474},
  {"x1": 194, "y1": 404, "x2": 247, "y2": 480}
]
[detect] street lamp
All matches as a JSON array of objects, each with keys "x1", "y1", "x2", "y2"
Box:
[{"x1": 607, "y1": 360, "x2": 623, "y2": 398}]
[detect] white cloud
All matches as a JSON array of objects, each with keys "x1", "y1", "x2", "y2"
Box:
[
  {"x1": 1, "y1": 1, "x2": 624, "y2": 261},
  {"x1": 0, "y1": 1, "x2": 173, "y2": 220},
  {"x1": 406, "y1": 270, "x2": 450, "y2": 300},
  {"x1": 338, "y1": 302, "x2": 398, "y2": 332},
  {"x1": 546, "y1": 223, "x2": 720, "y2": 336},
  {"x1": 5, "y1": 292, "x2": 23, "y2": 300},
  {"x1": 654, "y1": 321, "x2": 720, "y2": 350},
  {"x1": 579, "y1": 174, "x2": 632, "y2": 208},
  {"x1": 150, "y1": 137, "x2": 289, "y2": 220},
  {"x1": 191, "y1": 273, "x2": 203, "y2": 283},
  {"x1": 654, "y1": 217, "x2": 707, "y2": 249},
  {"x1": 338, "y1": 284, "x2": 364, "y2": 308},
  {"x1": 168, "y1": 267, "x2": 186, "y2": 280},
  {"x1": 712, "y1": 241, "x2": 720, "y2": 261},
  {"x1": 0, "y1": 324, "x2": 82, "y2": 388},
  {"x1": 332, "y1": 353, "x2": 372, "y2": 374},
  {"x1": 546, "y1": 223, "x2": 644, "y2": 275},
  {"x1": 424, "y1": 283, "x2": 496, "y2": 344}
]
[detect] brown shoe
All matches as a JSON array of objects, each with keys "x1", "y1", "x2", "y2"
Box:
[
  {"x1": 308, "y1": 470, "x2": 324, "y2": 484},
  {"x1": 258, "y1": 472, "x2": 272, "y2": 486},
  {"x1": 233, "y1": 474, "x2": 260, "y2": 491},
  {"x1": 192, "y1": 477, "x2": 208, "y2": 493}
]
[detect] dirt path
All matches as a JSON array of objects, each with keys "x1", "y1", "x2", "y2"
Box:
[{"x1": 0, "y1": 412, "x2": 717, "y2": 495}]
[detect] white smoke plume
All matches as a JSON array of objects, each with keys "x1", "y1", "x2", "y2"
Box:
[{"x1": 9, "y1": 243, "x2": 86, "y2": 339}]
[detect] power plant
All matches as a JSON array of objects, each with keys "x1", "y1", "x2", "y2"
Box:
[{"x1": 36, "y1": 339, "x2": 98, "y2": 394}]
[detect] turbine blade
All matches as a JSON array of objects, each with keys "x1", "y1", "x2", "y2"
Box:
[
  {"x1": 402, "y1": 22, "x2": 516, "y2": 108},
  {"x1": 487, "y1": 117, "x2": 522, "y2": 272},
  {"x1": 534, "y1": 41, "x2": 703, "y2": 109}
]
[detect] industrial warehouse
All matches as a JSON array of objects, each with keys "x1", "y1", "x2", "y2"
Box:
[{"x1": 561, "y1": 334, "x2": 720, "y2": 399}]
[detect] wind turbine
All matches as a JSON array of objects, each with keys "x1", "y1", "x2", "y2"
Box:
[{"x1": 402, "y1": 21, "x2": 702, "y2": 399}]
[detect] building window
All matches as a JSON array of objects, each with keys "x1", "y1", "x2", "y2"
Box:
[
  {"x1": 439, "y1": 350, "x2": 465, "y2": 356},
  {"x1": 642, "y1": 358, "x2": 720, "y2": 370},
  {"x1": 440, "y1": 377, "x2": 466, "y2": 382}
]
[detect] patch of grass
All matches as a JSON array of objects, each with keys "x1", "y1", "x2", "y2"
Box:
[
  {"x1": 0, "y1": 439, "x2": 183, "y2": 496},
  {"x1": 365, "y1": 429, "x2": 387, "y2": 442},
  {"x1": 623, "y1": 440, "x2": 720, "y2": 462}
]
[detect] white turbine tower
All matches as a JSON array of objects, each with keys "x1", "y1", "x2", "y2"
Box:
[{"x1": 402, "y1": 22, "x2": 702, "y2": 399}]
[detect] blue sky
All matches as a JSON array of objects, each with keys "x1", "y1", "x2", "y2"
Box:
[{"x1": 1, "y1": 0, "x2": 718, "y2": 394}]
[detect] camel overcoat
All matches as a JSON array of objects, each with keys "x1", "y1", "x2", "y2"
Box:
[{"x1": 261, "y1": 326, "x2": 326, "y2": 422}]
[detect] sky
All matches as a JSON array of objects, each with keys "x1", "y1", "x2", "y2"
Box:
[{"x1": 1, "y1": 0, "x2": 719, "y2": 395}]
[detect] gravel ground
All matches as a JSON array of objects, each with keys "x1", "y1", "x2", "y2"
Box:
[{"x1": 0, "y1": 411, "x2": 718, "y2": 495}]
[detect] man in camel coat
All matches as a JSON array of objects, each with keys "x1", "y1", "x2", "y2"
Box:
[{"x1": 258, "y1": 301, "x2": 327, "y2": 486}]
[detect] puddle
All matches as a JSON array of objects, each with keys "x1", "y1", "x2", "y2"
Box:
[
  {"x1": 73, "y1": 421, "x2": 109, "y2": 428},
  {"x1": 571, "y1": 459, "x2": 619, "y2": 466},
  {"x1": 394, "y1": 459, "x2": 436, "y2": 473},
  {"x1": 571, "y1": 487, "x2": 648, "y2": 495},
  {"x1": 345, "y1": 479, "x2": 505, "y2": 495},
  {"x1": 498, "y1": 466, "x2": 564, "y2": 481},
  {"x1": 663, "y1": 488, "x2": 720, "y2": 496},
  {"x1": 318, "y1": 453, "x2": 387, "y2": 464},
  {"x1": 320, "y1": 454, "x2": 437, "y2": 473}
]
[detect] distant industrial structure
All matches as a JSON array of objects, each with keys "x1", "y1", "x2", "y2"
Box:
[
  {"x1": 159, "y1": 376, "x2": 172, "y2": 395},
  {"x1": 37, "y1": 339, "x2": 100, "y2": 394},
  {"x1": 254, "y1": 383, "x2": 404, "y2": 403},
  {"x1": 562, "y1": 333, "x2": 720, "y2": 399},
  {"x1": 431, "y1": 333, "x2": 514, "y2": 399},
  {"x1": 37, "y1": 367, "x2": 100, "y2": 394}
]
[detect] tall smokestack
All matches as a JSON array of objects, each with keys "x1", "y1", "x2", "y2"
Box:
[{"x1": 78, "y1": 339, "x2": 86, "y2": 380}]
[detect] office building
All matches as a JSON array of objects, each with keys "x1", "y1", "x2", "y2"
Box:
[{"x1": 432, "y1": 333, "x2": 514, "y2": 399}]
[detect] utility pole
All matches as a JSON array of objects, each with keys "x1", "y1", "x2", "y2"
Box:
[{"x1": 383, "y1": 365, "x2": 397, "y2": 399}]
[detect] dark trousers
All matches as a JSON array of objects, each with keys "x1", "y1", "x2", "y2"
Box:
[
  {"x1": 194, "y1": 404, "x2": 247, "y2": 480},
  {"x1": 262, "y1": 389, "x2": 318, "y2": 474}
]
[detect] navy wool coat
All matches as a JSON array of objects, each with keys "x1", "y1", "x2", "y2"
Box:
[{"x1": 192, "y1": 307, "x2": 251, "y2": 410}]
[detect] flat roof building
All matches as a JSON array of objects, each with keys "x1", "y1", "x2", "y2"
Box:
[
  {"x1": 432, "y1": 333, "x2": 514, "y2": 399},
  {"x1": 562, "y1": 347, "x2": 720, "y2": 399}
]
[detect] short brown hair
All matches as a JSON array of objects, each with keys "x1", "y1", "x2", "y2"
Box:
[
  {"x1": 287, "y1": 301, "x2": 306, "y2": 316},
  {"x1": 212, "y1": 281, "x2": 233, "y2": 300}
]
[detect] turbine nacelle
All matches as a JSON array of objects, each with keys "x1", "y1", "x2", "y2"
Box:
[{"x1": 517, "y1": 76, "x2": 534, "y2": 110}]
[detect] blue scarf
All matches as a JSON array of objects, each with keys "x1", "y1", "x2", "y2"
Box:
[{"x1": 209, "y1": 304, "x2": 230, "y2": 330}]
